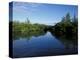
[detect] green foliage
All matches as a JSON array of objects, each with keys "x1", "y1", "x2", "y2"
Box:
[
  {"x1": 11, "y1": 13, "x2": 78, "y2": 40},
  {"x1": 12, "y1": 18, "x2": 47, "y2": 39},
  {"x1": 53, "y1": 12, "x2": 78, "y2": 40}
]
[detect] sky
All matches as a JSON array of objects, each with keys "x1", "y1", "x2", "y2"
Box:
[{"x1": 9, "y1": 2, "x2": 78, "y2": 25}]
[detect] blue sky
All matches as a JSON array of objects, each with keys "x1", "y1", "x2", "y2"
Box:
[{"x1": 10, "y1": 2, "x2": 78, "y2": 25}]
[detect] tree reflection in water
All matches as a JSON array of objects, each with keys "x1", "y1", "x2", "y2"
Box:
[
  {"x1": 13, "y1": 30, "x2": 47, "y2": 40},
  {"x1": 13, "y1": 29, "x2": 77, "y2": 49},
  {"x1": 50, "y1": 31, "x2": 78, "y2": 52}
]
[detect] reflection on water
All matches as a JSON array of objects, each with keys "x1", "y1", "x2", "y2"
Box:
[
  {"x1": 13, "y1": 30, "x2": 46, "y2": 40},
  {"x1": 13, "y1": 31, "x2": 78, "y2": 58}
]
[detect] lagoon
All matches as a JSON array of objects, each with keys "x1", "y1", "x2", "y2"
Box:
[{"x1": 13, "y1": 31, "x2": 77, "y2": 58}]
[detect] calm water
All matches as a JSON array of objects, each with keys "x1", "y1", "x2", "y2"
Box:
[{"x1": 13, "y1": 32, "x2": 77, "y2": 58}]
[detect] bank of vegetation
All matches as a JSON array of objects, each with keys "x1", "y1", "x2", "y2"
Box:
[
  {"x1": 51, "y1": 13, "x2": 78, "y2": 40},
  {"x1": 12, "y1": 18, "x2": 47, "y2": 39},
  {"x1": 10, "y1": 12, "x2": 78, "y2": 40}
]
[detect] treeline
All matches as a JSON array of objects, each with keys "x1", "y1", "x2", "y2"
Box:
[
  {"x1": 11, "y1": 12, "x2": 78, "y2": 40},
  {"x1": 52, "y1": 13, "x2": 78, "y2": 40},
  {"x1": 12, "y1": 18, "x2": 47, "y2": 39}
]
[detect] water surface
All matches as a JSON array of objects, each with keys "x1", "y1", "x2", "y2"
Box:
[{"x1": 13, "y1": 31, "x2": 77, "y2": 58}]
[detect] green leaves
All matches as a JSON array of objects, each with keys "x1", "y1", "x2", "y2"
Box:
[
  {"x1": 53, "y1": 12, "x2": 78, "y2": 38},
  {"x1": 12, "y1": 18, "x2": 47, "y2": 38}
]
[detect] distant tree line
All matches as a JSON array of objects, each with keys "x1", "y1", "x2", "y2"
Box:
[
  {"x1": 12, "y1": 18, "x2": 47, "y2": 38},
  {"x1": 11, "y1": 12, "x2": 78, "y2": 40},
  {"x1": 51, "y1": 12, "x2": 78, "y2": 40}
]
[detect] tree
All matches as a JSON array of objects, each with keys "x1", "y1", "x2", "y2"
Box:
[
  {"x1": 73, "y1": 14, "x2": 78, "y2": 23},
  {"x1": 65, "y1": 13, "x2": 71, "y2": 22},
  {"x1": 61, "y1": 16, "x2": 66, "y2": 22},
  {"x1": 25, "y1": 17, "x2": 30, "y2": 24},
  {"x1": 27, "y1": 18, "x2": 30, "y2": 24}
]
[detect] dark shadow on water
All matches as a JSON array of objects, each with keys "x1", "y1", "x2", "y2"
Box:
[{"x1": 50, "y1": 31, "x2": 78, "y2": 53}]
